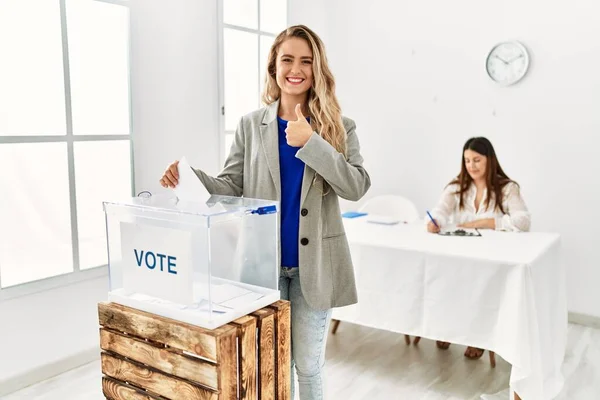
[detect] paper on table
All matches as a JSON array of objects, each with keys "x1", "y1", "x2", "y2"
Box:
[
  {"x1": 367, "y1": 215, "x2": 402, "y2": 225},
  {"x1": 185, "y1": 300, "x2": 230, "y2": 314},
  {"x1": 129, "y1": 292, "x2": 229, "y2": 313},
  {"x1": 220, "y1": 291, "x2": 264, "y2": 309},
  {"x1": 172, "y1": 156, "x2": 210, "y2": 203},
  {"x1": 210, "y1": 283, "x2": 253, "y2": 304},
  {"x1": 192, "y1": 283, "x2": 264, "y2": 312}
]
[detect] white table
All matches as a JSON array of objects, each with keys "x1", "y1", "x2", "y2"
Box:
[{"x1": 333, "y1": 218, "x2": 567, "y2": 400}]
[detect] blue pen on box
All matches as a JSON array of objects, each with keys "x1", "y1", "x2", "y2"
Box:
[{"x1": 426, "y1": 211, "x2": 439, "y2": 228}]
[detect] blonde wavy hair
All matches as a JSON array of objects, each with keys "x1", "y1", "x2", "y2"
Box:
[{"x1": 262, "y1": 25, "x2": 346, "y2": 156}]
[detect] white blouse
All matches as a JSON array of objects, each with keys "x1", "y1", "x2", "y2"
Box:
[{"x1": 428, "y1": 181, "x2": 531, "y2": 232}]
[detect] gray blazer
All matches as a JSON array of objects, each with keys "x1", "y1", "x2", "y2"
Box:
[{"x1": 193, "y1": 100, "x2": 371, "y2": 310}]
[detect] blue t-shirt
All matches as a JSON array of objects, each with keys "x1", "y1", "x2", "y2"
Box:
[{"x1": 277, "y1": 116, "x2": 306, "y2": 268}]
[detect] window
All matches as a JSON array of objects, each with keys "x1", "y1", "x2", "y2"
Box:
[
  {"x1": 0, "y1": 0, "x2": 132, "y2": 296},
  {"x1": 219, "y1": 0, "x2": 288, "y2": 164}
]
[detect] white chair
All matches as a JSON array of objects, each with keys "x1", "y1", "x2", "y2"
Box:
[
  {"x1": 331, "y1": 194, "x2": 420, "y2": 344},
  {"x1": 359, "y1": 194, "x2": 420, "y2": 223}
]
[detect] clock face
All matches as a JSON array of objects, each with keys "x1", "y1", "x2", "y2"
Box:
[{"x1": 486, "y1": 41, "x2": 529, "y2": 86}]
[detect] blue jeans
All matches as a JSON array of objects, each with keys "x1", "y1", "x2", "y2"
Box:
[{"x1": 279, "y1": 267, "x2": 332, "y2": 400}]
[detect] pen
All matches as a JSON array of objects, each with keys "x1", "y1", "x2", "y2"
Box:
[{"x1": 426, "y1": 211, "x2": 439, "y2": 228}]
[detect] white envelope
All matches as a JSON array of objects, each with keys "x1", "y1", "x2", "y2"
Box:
[{"x1": 172, "y1": 156, "x2": 211, "y2": 203}]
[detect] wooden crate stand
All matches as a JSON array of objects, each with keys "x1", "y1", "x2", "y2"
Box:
[{"x1": 98, "y1": 300, "x2": 291, "y2": 400}]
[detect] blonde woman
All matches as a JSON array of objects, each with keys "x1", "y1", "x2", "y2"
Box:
[{"x1": 160, "y1": 25, "x2": 370, "y2": 400}]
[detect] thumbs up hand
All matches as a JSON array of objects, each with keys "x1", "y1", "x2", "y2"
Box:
[{"x1": 285, "y1": 104, "x2": 313, "y2": 147}]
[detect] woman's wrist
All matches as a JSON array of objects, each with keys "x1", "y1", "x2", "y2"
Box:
[{"x1": 477, "y1": 218, "x2": 496, "y2": 229}]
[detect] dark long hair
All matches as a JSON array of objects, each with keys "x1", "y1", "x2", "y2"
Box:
[{"x1": 449, "y1": 137, "x2": 516, "y2": 213}]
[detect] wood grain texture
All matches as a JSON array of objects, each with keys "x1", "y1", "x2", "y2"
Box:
[
  {"x1": 269, "y1": 300, "x2": 291, "y2": 400},
  {"x1": 252, "y1": 308, "x2": 276, "y2": 400},
  {"x1": 100, "y1": 328, "x2": 219, "y2": 390},
  {"x1": 102, "y1": 376, "x2": 166, "y2": 400},
  {"x1": 98, "y1": 302, "x2": 236, "y2": 361},
  {"x1": 101, "y1": 353, "x2": 218, "y2": 400},
  {"x1": 231, "y1": 315, "x2": 257, "y2": 400},
  {"x1": 215, "y1": 331, "x2": 238, "y2": 400}
]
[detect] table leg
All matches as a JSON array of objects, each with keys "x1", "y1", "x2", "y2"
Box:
[
  {"x1": 489, "y1": 351, "x2": 496, "y2": 368},
  {"x1": 331, "y1": 319, "x2": 341, "y2": 334}
]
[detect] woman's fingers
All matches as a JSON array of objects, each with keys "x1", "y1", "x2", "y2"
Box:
[
  {"x1": 169, "y1": 161, "x2": 180, "y2": 179},
  {"x1": 159, "y1": 161, "x2": 180, "y2": 188},
  {"x1": 165, "y1": 169, "x2": 178, "y2": 187}
]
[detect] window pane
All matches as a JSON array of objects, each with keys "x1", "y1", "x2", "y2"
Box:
[
  {"x1": 67, "y1": 0, "x2": 130, "y2": 135},
  {"x1": 259, "y1": 35, "x2": 275, "y2": 99},
  {"x1": 0, "y1": 0, "x2": 66, "y2": 135},
  {"x1": 224, "y1": 29, "x2": 258, "y2": 131},
  {"x1": 224, "y1": 0, "x2": 257, "y2": 30},
  {"x1": 0, "y1": 144, "x2": 73, "y2": 287},
  {"x1": 259, "y1": 0, "x2": 287, "y2": 34},
  {"x1": 75, "y1": 140, "x2": 132, "y2": 270},
  {"x1": 224, "y1": 133, "x2": 234, "y2": 162}
]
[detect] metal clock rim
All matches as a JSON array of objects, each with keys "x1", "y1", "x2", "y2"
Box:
[{"x1": 485, "y1": 40, "x2": 530, "y2": 87}]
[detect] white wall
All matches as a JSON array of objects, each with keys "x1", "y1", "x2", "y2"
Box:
[
  {"x1": 0, "y1": 0, "x2": 221, "y2": 394},
  {"x1": 290, "y1": 0, "x2": 600, "y2": 317},
  {"x1": 131, "y1": 0, "x2": 221, "y2": 194},
  {"x1": 0, "y1": 277, "x2": 107, "y2": 395}
]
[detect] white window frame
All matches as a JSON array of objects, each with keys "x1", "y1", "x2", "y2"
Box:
[
  {"x1": 217, "y1": 0, "x2": 290, "y2": 168},
  {"x1": 0, "y1": 0, "x2": 134, "y2": 301}
]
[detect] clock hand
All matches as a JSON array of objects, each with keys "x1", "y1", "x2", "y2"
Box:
[
  {"x1": 508, "y1": 54, "x2": 524, "y2": 63},
  {"x1": 494, "y1": 54, "x2": 509, "y2": 65}
]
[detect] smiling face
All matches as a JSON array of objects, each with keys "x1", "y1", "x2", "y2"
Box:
[
  {"x1": 274, "y1": 37, "x2": 313, "y2": 98},
  {"x1": 464, "y1": 149, "x2": 488, "y2": 182}
]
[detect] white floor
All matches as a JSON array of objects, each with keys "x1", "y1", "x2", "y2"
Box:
[{"x1": 2, "y1": 323, "x2": 600, "y2": 400}]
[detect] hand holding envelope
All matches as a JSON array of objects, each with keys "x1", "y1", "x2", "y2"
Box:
[{"x1": 160, "y1": 156, "x2": 210, "y2": 203}]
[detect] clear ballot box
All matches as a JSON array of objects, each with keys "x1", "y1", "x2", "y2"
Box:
[{"x1": 102, "y1": 194, "x2": 280, "y2": 329}]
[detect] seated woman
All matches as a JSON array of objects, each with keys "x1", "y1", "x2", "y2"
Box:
[{"x1": 427, "y1": 136, "x2": 531, "y2": 360}]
